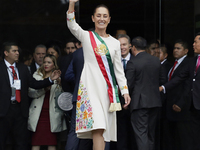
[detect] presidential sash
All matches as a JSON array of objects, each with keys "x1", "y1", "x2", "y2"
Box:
[{"x1": 89, "y1": 31, "x2": 121, "y2": 112}]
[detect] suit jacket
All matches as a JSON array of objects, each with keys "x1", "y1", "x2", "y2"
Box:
[
  {"x1": 0, "y1": 60, "x2": 53, "y2": 118},
  {"x1": 60, "y1": 54, "x2": 74, "y2": 92},
  {"x1": 71, "y1": 48, "x2": 84, "y2": 103},
  {"x1": 30, "y1": 61, "x2": 37, "y2": 75},
  {"x1": 164, "y1": 56, "x2": 200, "y2": 110},
  {"x1": 160, "y1": 60, "x2": 172, "y2": 104},
  {"x1": 64, "y1": 48, "x2": 84, "y2": 103},
  {"x1": 162, "y1": 60, "x2": 173, "y2": 82},
  {"x1": 126, "y1": 52, "x2": 162, "y2": 112},
  {"x1": 166, "y1": 57, "x2": 191, "y2": 121}
]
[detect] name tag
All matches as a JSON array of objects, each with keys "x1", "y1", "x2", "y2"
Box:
[{"x1": 13, "y1": 80, "x2": 21, "y2": 90}]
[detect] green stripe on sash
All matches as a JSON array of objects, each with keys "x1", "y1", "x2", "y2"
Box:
[{"x1": 92, "y1": 31, "x2": 120, "y2": 103}]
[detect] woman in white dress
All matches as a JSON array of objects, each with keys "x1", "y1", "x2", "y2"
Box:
[{"x1": 67, "y1": 1, "x2": 131, "y2": 150}]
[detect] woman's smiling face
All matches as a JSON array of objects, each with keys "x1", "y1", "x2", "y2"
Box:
[
  {"x1": 43, "y1": 57, "x2": 55, "y2": 73},
  {"x1": 92, "y1": 7, "x2": 111, "y2": 31}
]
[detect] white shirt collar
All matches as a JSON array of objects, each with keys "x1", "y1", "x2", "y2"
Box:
[
  {"x1": 121, "y1": 53, "x2": 131, "y2": 61},
  {"x1": 4, "y1": 59, "x2": 16, "y2": 68},
  {"x1": 176, "y1": 55, "x2": 187, "y2": 64},
  {"x1": 35, "y1": 62, "x2": 40, "y2": 69},
  {"x1": 161, "y1": 59, "x2": 167, "y2": 64}
]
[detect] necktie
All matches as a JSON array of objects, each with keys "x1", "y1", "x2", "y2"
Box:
[
  {"x1": 122, "y1": 59, "x2": 126, "y2": 70},
  {"x1": 169, "y1": 60, "x2": 178, "y2": 81},
  {"x1": 10, "y1": 66, "x2": 21, "y2": 102},
  {"x1": 195, "y1": 56, "x2": 200, "y2": 73}
]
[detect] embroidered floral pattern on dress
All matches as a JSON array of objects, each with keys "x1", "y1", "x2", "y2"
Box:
[
  {"x1": 76, "y1": 81, "x2": 94, "y2": 131},
  {"x1": 120, "y1": 85, "x2": 128, "y2": 91}
]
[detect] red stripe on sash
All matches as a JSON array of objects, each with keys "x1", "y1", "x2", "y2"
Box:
[{"x1": 89, "y1": 31, "x2": 114, "y2": 103}]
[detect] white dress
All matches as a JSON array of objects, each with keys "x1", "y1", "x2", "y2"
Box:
[{"x1": 67, "y1": 12, "x2": 129, "y2": 142}]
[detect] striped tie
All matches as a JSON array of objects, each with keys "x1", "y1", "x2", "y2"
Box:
[{"x1": 10, "y1": 66, "x2": 21, "y2": 102}]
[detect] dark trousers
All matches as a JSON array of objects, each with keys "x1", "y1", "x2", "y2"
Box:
[
  {"x1": 0, "y1": 103, "x2": 30, "y2": 150},
  {"x1": 162, "y1": 119, "x2": 193, "y2": 150},
  {"x1": 110, "y1": 108, "x2": 134, "y2": 150},
  {"x1": 191, "y1": 108, "x2": 200, "y2": 150},
  {"x1": 131, "y1": 107, "x2": 159, "y2": 150},
  {"x1": 65, "y1": 102, "x2": 79, "y2": 150},
  {"x1": 116, "y1": 109, "x2": 132, "y2": 150}
]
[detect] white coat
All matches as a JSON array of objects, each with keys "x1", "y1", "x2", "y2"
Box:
[{"x1": 28, "y1": 71, "x2": 67, "y2": 133}]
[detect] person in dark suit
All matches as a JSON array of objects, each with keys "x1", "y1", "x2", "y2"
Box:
[
  {"x1": 159, "y1": 45, "x2": 172, "y2": 106},
  {"x1": 163, "y1": 40, "x2": 192, "y2": 150},
  {"x1": 159, "y1": 33, "x2": 200, "y2": 149},
  {"x1": 65, "y1": 48, "x2": 95, "y2": 150},
  {"x1": 60, "y1": 39, "x2": 75, "y2": 93},
  {"x1": 146, "y1": 39, "x2": 160, "y2": 58},
  {"x1": 64, "y1": 48, "x2": 84, "y2": 150},
  {"x1": 126, "y1": 37, "x2": 162, "y2": 150},
  {"x1": 158, "y1": 45, "x2": 172, "y2": 150},
  {"x1": 30, "y1": 44, "x2": 46, "y2": 75},
  {"x1": 110, "y1": 34, "x2": 133, "y2": 150},
  {"x1": 63, "y1": 38, "x2": 78, "y2": 55},
  {"x1": 159, "y1": 45, "x2": 173, "y2": 81},
  {"x1": 0, "y1": 42, "x2": 61, "y2": 150},
  {"x1": 60, "y1": 53, "x2": 73, "y2": 93}
]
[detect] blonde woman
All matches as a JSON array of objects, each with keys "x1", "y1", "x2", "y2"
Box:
[{"x1": 28, "y1": 54, "x2": 66, "y2": 150}]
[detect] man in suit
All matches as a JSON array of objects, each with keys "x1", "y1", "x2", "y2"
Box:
[
  {"x1": 160, "y1": 33, "x2": 200, "y2": 149},
  {"x1": 146, "y1": 39, "x2": 160, "y2": 58},
  {"x1": 159, "y1": 45, "x2": 172, "y2": 103},
  {"x1": 118, "y1": 34, "x2": 132, "y2": 69},
  {"x1": 30, "y1": 44, "x2": 46, "y2": 75},
  {"x1": 0, "y1": 42, "x2": 60, "y2": 150},
  {"x1": 158, "y1": 45, "x2": 172, "y2": 150},
  {"x1": 60, "y1": 39, "x2": 75, "y2": 93},
  {"x1": 163, "y1": 40, "x2": 192, "y2": 150},
  {"x1": 159, "y1": 45, "x2": 172, "y2": 78},
  {"x1": 126, "y1": 36, "x2": 162, "y2": 150},
  {"x1": 110, "y1": 34, "x2": 133, "y2": 150},
  {"x1": 60, "y1": 53, "x2": 73, "y2": 93},
  {"x1": 64, "y1": 48, "x2": 84, "y2": 150}
]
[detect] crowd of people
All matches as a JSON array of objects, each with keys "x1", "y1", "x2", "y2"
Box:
[{"x1": 1, "y1": 0, "x2": 200, "y2": 150}]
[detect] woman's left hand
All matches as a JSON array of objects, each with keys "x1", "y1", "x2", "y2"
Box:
[
  {"x1": 50, "y1": 70, "x2": 61, "y2": 81},
  {"x1": 123, "y1": 93, "x2": 131, "y2": 109},
  {"x1": 56, "y1": 78, "x2": 61, "y2": 86}
]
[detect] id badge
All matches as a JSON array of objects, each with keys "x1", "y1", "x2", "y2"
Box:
[
  {"x1": 11, "y1": 87, "x2": 16, "y2": 97},
  {"x1": 13, "y1": 80, "x2": 21, "y2": 90}
]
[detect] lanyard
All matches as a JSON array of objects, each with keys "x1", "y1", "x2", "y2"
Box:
[{"x1": 7, "y1": 66, "x2": 17, "y2": 84}]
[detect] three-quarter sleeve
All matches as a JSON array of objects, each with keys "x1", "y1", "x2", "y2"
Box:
[{"x1": 113, "y1": 41, "x2": 129, "y2": 95}]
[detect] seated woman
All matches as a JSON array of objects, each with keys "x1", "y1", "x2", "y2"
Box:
[{"x1": 28, "y1": 54, "x2": 67, "y2": 150}]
